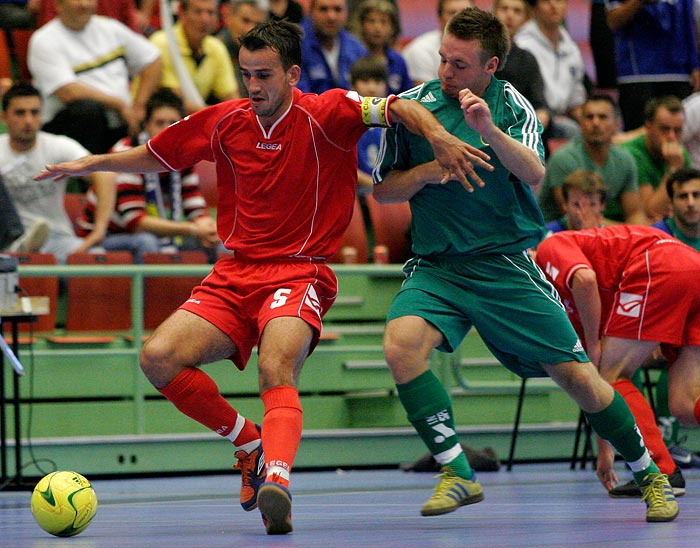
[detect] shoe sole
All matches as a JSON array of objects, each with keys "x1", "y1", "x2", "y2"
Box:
[
  {"x1": 421, "y1": 492, "x2": 485, "y2": 516},
  {"x1": 258, "y1": 484, "x2": 293, "y2": 535}
]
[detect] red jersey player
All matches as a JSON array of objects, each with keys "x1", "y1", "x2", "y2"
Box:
[
  {"x1": 536, "y1": 224, "x2": 700, "y2": 495},
  {"x1": 35, "y1": 19, "x2": 492, "y2": 535}
]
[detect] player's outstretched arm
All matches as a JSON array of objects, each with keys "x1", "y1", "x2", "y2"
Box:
[
  {"x1": 388, "y1": 97, "x2": 493, "y2": 192},
  {"x1": 35, "y1": 144, "x2": 166, "y2": 182}
]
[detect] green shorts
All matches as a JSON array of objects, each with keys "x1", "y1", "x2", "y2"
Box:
[{"x1": 387, "y1": 252, "x2": 589, "y2": 378}]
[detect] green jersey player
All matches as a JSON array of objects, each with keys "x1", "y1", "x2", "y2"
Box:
[{"x1": 373, "y1": 7, "x2": 678, "y2": 522}]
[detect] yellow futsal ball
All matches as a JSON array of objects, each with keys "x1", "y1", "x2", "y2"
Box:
[{"x1": 30, "y1": 471, "x2": 98, "y2": 537}]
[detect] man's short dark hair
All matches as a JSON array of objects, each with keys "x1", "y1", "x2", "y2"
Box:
[
  {"x1": 644, "y1": 95, "x2": 684, "y2": 123},
  {"x1": 666, "y1": 167, "x2": 700, "y2": 199},
  {"x1": 446, "y1": 7, "x2": 510, "y2": 66},
  {"x1": 350, "y1": 56, "x2": 388, "y2": 86},
  {"x1": 239, "y1": 19, "x2": 304, "y2": 70},
  {"x1": 2, "y1": 81, "x2": 41, "y2": 112},
  {"x1": 584, "y1": 94, "x2": 618, "y2": 114},
  {"x1": 145, "y1": 88, "x2": 186, "y2": 121}
]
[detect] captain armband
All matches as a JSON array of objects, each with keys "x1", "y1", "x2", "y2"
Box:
[{"x1": 361, "y1": 94, "x2": 397, "y2": 128}]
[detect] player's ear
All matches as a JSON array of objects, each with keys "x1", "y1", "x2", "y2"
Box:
[
  {"x1": 485, "y1": 56, "x2": 499, "y2": 75},
  {"x1": 287, "y1": 64, "x2": 301, "y2": 87}
]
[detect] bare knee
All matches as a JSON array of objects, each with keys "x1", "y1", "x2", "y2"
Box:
[
  {"x1": 140, "y1": 336, "x2": 184, "y2": 389},
  {"x1": 544, "y1": 360, "x2": 613, "y2": 413},
  {"x1": 257, "y1": 354, "x2": 300, "y2": 392},
  {"x1": 384, "y1": 317, "x2": 441, "y2": 384}
]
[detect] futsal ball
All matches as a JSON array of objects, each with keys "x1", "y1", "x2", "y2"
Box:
[{"x1": 30, "y1": 471, "x2": 98, "y2": 537}]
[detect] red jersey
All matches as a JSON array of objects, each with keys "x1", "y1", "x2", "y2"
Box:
[
  {"x1": 535, "y1": 225, "x2": 691, "y2": 340},
  {"x1": 536, "y1": 225, "x2": 678, "y2": 294},
  {"x1": 148, "y1": 88, "x2": 371, "y2": 260}
]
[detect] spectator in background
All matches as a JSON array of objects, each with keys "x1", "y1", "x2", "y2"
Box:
[
  {"x1": 620, "y1": 96, "x2": 692, "y2": 222},
  {"x1": 149, "y1": 0, "x2": 238, "y2": 114},
  {"x1": 36, "y1": 0, "x2": 140, "y2": 31},
  {"x1": 298, "y1": 0, "x2": 367, "y2": 93},
  {"x1": 538, "y1": 94, "x2": 647, "y2": 225},
  {"x1": 606, "y1": 0, "x2": 699, "y2": 132},
  {"x1": 0, "y1": 82, "x2": 114, "y2": 263},
  {"x1": 77, "y1": 88, "x2": 218, "y2": 264},
  {"x1": 28, "y1": 0, "x2": 162, "y2": 154},
  {"x1": 401, "y1": 0, "x2": 471, "y2": 86},
  {"x1": 545, "y1": 169, "x2": 607, "y2": 233},
  {"x1": 515, "y1": 0, "x2": 587, "y2": 141},
  {"x1": 219, "y1": 0, "x2": 268, "y2": 99},
  {"x1": 682, "y1": 91, "x2": 700, "y2": 169},
  {"x1": 653, "y1": 167, "x2": 700, "y2": 251},
  {"x1": 350, "y1": 56, "x2": 387, "y2": 196},
  {"x1": 493, "y1": 0, "x2": 550, "y2": 134},
  {"x1": 351, "y1": 0, "x2": 411, "y2": 96},
  {"x1": 268, "y1": 0, "x2": 303, "y2": 24}
]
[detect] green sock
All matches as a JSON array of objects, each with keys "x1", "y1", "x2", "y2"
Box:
[
  {"x1": 397, "y1": 370, "x2": 473, "y2": 480},
  {"x1": 585, "y1": 391, "x2": 660, "y2": 485}
]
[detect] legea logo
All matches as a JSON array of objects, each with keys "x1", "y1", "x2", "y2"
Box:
[
  {"x1": 616, "y1": 292, "x2": 643, "y2": 318},
  {"x1": 256, "y1": 142, "x2": 282, "y2": 150}
]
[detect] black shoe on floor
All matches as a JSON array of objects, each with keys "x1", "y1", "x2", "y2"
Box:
[{"x1": 608, "y1": 467, "x2": 685, "y2": 498}]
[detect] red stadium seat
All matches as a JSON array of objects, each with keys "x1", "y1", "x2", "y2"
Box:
[
  {"x1": 329, "y1": 198, "x2": 369, "y2": 263},
  {"x1": 47, "y1": 252, "x2": 133, "y2": 344},
  {"x1": 365, "y1": 195, "x2": 412, "y2": 264},
  {"x1": 142, "y1": 251, "x2": 209, "y2": 330}
]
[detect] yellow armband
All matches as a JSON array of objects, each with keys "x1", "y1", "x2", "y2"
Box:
[{"x1": 361, "y1": 95, "x2": 395, "y2": 127}]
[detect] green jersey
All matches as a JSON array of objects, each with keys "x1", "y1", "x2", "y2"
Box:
[
  {"x1": 537, "y1": 138, "x2": 639, "y2": 223},
  {"x1": 375, "y1": 78, "x2": 546, "y2": 257},
  {"x1": 621, "y1": 134, "x2": 691, "y2": 190},
  {"x1": 654, "y1": 217, "x2": 700, "y2": 251}
]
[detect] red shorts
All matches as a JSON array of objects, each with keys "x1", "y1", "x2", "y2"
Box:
[
  {"x1": 603, "y1": 241, "x2": 700, "y2": 346},
  {"x1": 179, "y1": 256, "x2": 338, "y2": 370}
]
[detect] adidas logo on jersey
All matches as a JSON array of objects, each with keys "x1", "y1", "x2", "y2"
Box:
[
  {"x1": 572, "y1": 339, "x2": 584, "y2": 353},
  {"x1": 420, "y1": 92, "x2": 437, "y2": 103}
]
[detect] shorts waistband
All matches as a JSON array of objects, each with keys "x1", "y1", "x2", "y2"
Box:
[{"x1": 223, "y1": 252, "x2": 327, "y2": 264}]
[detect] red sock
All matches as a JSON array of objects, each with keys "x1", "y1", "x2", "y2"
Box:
[
  {"x1": 612, "y1": 379, "x2": 677, "y2": 474},
  {"x1": 261, "y1": 386, "x2": 303, "y2": 487},
  {"x1": 159, "y1": 368, "x2": 259, "y2": 448}
]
